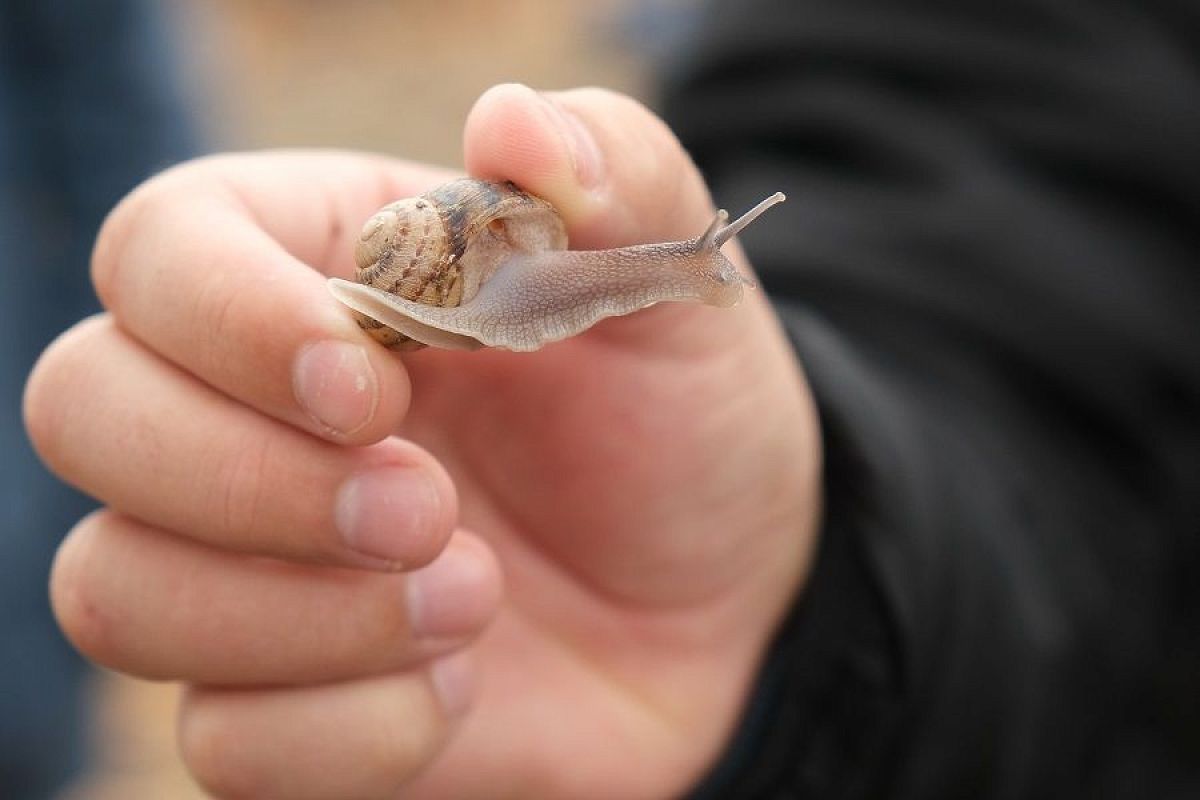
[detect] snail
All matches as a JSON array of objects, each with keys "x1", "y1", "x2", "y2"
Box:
[{"x1": 326, "y1": 178, "x2": 785, "y2": 352}]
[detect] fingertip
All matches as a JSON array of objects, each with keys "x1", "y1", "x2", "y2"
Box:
[
  {"x1": 463, "y1": 82, "x2": 607, "y2": 230},
  {"x1": 463, "y1": 83, "x2": 713, "y2": 250},
  {"x1": 333, "y1": 444, "x2": 460, "y2": 572},
  {"x1": 464, "y1": 83, "x2": 563, "y2": 185},
  {"x1": 404, "y1": 530, "x2": 503, "y2": 640},
  {"x1": 430, "y1": 649, "x2": 477, "y2": 719},
  {"x1": 291, "y1": 313, "x2": 414, "y2": 445},
  {"x1": 361, "y1": 343, "x2": 414, "y2": 437}
]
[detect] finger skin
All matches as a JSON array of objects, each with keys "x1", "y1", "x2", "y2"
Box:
[
  {"x1": 51, "y1": 510, "x2": 501, "y2": 686},
  {"x1": 453, "y1": 84, "x2": 816, "y2": 607},
  {"x1": 179, "y1": 658, "x2": 473, "y2": 800},
  {"x1": 462, "y1": 83, "x2": 779, "y2": 358},
  {"x1": 91, "y1": 152, "x2": 455, "y2": 445},
  {"x1": 465, "y1": 83, "x2": 714, "y2": 246},
  {"x1": 25, "y1": 315, "x2": 456, "y2": 570}
]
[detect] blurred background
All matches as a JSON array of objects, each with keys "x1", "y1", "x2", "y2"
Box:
[{"x1": 1, "y1": 1, "x2": 695, "y2": 797}]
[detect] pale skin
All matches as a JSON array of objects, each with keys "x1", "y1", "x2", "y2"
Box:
[{"x1": 24, "y1": 84, "x2": 822, "y2": 799}]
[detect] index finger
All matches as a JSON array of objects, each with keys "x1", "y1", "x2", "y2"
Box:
[{"x1": 93, "y1": 151, "x2": 456, "y2": 444}]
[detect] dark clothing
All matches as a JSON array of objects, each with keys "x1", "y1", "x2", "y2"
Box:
[
  {"x1": 664, "y1": 1, "x2": 1200, "y2": 797},
  {"x1": 0, "y1": 2, "x2": 197, "y2": 796}
]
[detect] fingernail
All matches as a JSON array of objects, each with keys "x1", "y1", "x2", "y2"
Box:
[
  {"x1": 293, "y1": 340, "x2": 378, "y2": 436},
  {"x1": 430, "y1": 650, "x2": 476, "y2": 718},
  {"x1": 406, "y1": 540, "x2": 494, "y2": 638},
  {"x1": 541, "y1": 93, "x2": 604, "y2": 190},
  {"x1": 335, "y1": 466, "x2": 441, "y2": 566}
]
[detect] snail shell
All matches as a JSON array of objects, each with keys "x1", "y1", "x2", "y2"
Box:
[
  {"x1": 329, "y1": 178, "x2": 785, "y2": 352},
  {"x1": 347, "y1": 179, "x2": 565, "y2": 350}
]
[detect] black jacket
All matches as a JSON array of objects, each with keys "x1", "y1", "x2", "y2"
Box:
[{"x1": 664, "y1": 2, "x2": 1200, "y2": 797}]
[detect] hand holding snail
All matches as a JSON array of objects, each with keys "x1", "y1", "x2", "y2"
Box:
[
  {"x1": 28, "y1": 84, "x2": 820, "y2": 800},
  {"x1": 328, "y1": 178, "x2": 785, "y2": 351}
]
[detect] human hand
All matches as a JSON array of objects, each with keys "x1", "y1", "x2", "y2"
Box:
[{"x1": 25, "y1": 84, "x2": 821, "y2": 799}]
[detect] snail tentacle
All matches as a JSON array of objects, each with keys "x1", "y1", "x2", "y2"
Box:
[{"x1": 712, "y1": 192, "x2": 786, "y2": 248}]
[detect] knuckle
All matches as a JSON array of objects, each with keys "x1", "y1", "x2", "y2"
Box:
[
  {"x1": 22, "y1": 345, "x2": 65, "y2": 472},
  {"x1": 190, "y1": 261, "x2": 243, "y2": 365},
  {"x1": 49, "y1": 514, "x2": 118, "y2": 664},
  {"x1": 91, "y1": 169, "x2": 179, "y2": 312},
  {"x1": 179, "y1": 695, "x2": 260, "y2": 800},
  {"x1": 90, "y1": 187, "x2": 142, "y2": 311},
  {"x1": 90, "y1": 156, "x2": 233, "y2": 315},
  {"x1": 23, "y1": 315, "x2": 110, "y2": 476},
  {"x1": 209, "y1": 430, "x2": 274, "y2": 543},
  {"x1": 361, "y1": 694, "x2": 445, "y2": 791}
]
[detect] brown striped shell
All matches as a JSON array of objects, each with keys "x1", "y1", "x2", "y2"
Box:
[{"x1": 351, "y1": 178, "x2": 566, "y2": 349}]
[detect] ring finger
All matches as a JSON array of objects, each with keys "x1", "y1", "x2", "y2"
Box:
[{"x1": 51, "y1": 511, "x2": 501, "y2": 685}]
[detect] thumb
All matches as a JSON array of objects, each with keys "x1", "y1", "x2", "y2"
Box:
[
  {"x1": 463, "y1": 83, "x2": 715, "y2": 250},
  {"x1": 461, "y1": 84, "x2": 775, "y2": 354}
]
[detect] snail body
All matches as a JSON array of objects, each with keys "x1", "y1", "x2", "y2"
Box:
[{"x1": 328, "y1": 178, "x2": 784, "y2": 352}]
